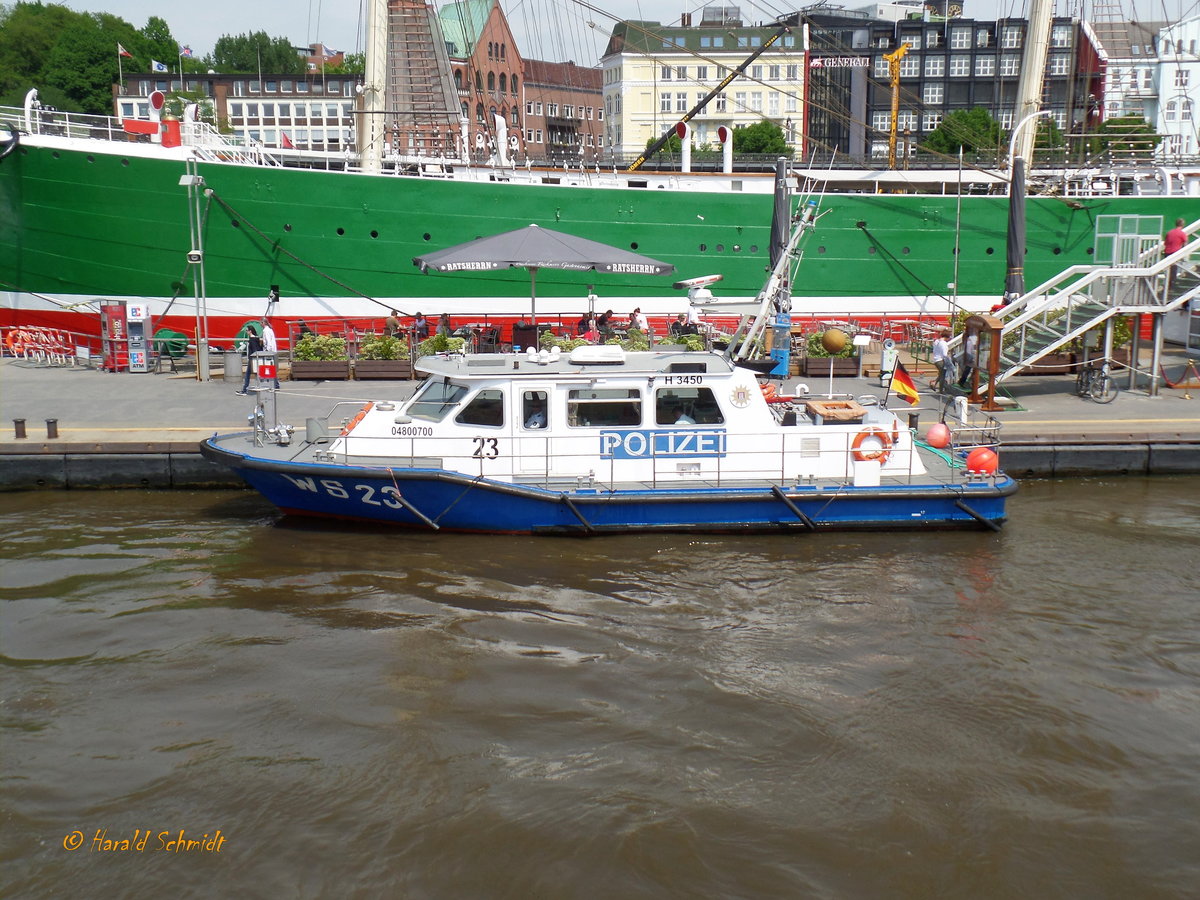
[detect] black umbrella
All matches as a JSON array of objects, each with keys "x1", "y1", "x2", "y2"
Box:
[
  {"x1": 769, "y1": 157, "x2": 790, "y2": 270},
  {"x1": 1003, "y1": 156, "x2": 1026, "y2": 305},
  {"x1": 412, "y1": 224, "x2": 675, "y2": 324}
]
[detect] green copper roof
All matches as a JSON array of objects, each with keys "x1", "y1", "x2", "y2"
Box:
[{"x1": 439, "y1": 0, "x2": 492, "y2": 57}]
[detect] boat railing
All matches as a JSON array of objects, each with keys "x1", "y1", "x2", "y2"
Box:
[{"x1": 322, "y1": 424, "x2": 1004, "y2": 491}]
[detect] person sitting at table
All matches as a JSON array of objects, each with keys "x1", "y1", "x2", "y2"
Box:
[
  {"x1": 630, "y1": 308, "x2": 648, "y2": 332},
  {"x1": 597, "y1": 309, "x2": 614, "y2": 333},
  {"x1": 669, "y1": 314, "x2": 698, "y2": 337},
  {"x1": 436, "y1": 313, "x2": 452, "y2": 337},
  {"x1": 385, "y1": 309, "x2": 401, "y2": 336},
  {"x1": 584, "y1": 316, "x2": 600, "y2": 343},
  {"x1": 412, "y1": 312, "x2": 429, "y2": 340},
  {"x1": 576, "y1": 312, "x2": 591, "y2": 335}
]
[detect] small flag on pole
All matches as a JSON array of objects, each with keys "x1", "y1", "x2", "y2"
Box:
[
  {"x1": 281, "y1": 132, "x2": 294, "y2": 149},
  {"x1": 179, "y1": 45, "x2": 194, "y2": 58},
  {"x1": 118, "y1": 43, "x2": 133, "y2": 58},
  {"x1": 151, "y1": 60, "x2": 168, "y2": 72},
  {"x1": 890, "y1": 359, "x2": 920, "y2": 405}
]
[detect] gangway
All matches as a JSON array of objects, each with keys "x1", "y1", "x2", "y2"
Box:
[{"x1": 953, "y1": 216, "x2": 1200, "y2": 395}]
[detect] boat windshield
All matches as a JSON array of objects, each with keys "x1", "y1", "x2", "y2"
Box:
[{"x1": 407, "y1": 379, "x2": 469, "y2": 421}]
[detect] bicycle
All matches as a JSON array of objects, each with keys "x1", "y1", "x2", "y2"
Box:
[{"x1": 1074, "y1": 359, "x2": 1120, "y2": 404}]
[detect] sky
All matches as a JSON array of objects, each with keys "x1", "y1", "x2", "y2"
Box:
[{"x1": 60, "y1": 0, "x2": 1200, "y2": 63}]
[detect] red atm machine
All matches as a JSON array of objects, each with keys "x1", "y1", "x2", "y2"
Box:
[{"x1": 100, "y1": 301, "x2": 153, "y2": 372}]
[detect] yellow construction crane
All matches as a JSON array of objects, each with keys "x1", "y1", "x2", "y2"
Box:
[{"x1": 883, "y1": 43, "x2": 910, "y2": 170}]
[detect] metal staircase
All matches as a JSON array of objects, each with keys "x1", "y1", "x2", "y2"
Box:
[{"x1": 957, "y1": 217, "x2": 1200, "y2": 385}]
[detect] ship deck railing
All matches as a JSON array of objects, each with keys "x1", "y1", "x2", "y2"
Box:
[{"x1": 281, "y1": 419, "x2": 1003, "y2": 493}]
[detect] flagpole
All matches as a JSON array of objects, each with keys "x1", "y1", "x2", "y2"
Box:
[{"x1": 117, "y1": 44, "x2": 124, "y2": 94}]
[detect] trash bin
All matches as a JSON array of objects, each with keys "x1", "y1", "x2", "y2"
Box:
[{"x1": 223, "y1": 350, "x2": 242, "y2": 384}]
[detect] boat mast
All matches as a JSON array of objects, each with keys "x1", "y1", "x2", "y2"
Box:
[
  {"x1": 359, "y1": 0, "x2": 388, "y2": 174},
  {"x1": 1011, "y1": 0, "x2": 1054, "y2": 165}
]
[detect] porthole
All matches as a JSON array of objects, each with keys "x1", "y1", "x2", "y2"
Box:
[
  {"x1": 817, "y1": 246, "x2": 826, "y2": 254},
  {"x1": 284, "y1": 223, "x2": 292, "y2": 232},
  {"x1": 630, "y1": 242, "x2": 639, "y2": 250},
  {"x1": 733, "y1": 244, "x2": 741, "y2": 252},
  {"x1": 699, "y1": 243, "x2": 707, "y2": 252},
  {"x1": 423, "y1": 233, "x2": 431, "y2": 241},
  {"x1": 87, "y1": 155, "x2": 95, "y2": 162},
  {"x1": 868, "y1": 246, "x2": 876, "y2": 255},
  {"x1": 1053, "y1": 247, "x2": 1062, "y2": 255},
  {"x1": 370, "y1": 230, "x2": 379, "y2": 239},
  {"x1": 749, "y1": 244, "x2": 758, "y2": 253},
  {"x1": 121, "y1": 159, "x2": 129, "y2": 166},
  {"x1": 901, "y1": 247, "x2": 910, "y2": 255},
  {"x1": 337, "y1": 227, "x2": 345, "y2": 236},
  {"x1": 52, "y1": 151, "x2": 60, "y2": 159},
  {"x1": 231, "y1": 220, "x2": 240, "y2": 228},
  {"x1": 986, "y1": 247, "x2": 994, "y2": 254},
  {"x1": 1086, "y1": 247, "x2": 1094, "y2": 255},
  {"x1": 715, "y1": 244, "x2": 725, "y2": 252}
]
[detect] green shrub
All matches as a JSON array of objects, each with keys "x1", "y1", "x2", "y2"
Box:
[
  {"x1": 416, "y1": 334, "x2": 466, "y2": 356},
  {"x1": 358, "y1": 334, "x2": 410, "y2": 360},
  {"x1": 293, "y1": 333, "x2": 348, "y2": 360}
]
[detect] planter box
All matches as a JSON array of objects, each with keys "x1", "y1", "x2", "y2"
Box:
[
  {"x1": 800, "y1": 356, "x2": 860, "y2": 377},
  {"x1": 289, "y1": 359, "x2": 351, "y2": 380},
  {"x1": 354, "y1": 359, "x2": 414, "y2": 380}
]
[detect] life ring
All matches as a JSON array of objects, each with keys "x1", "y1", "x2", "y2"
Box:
[
  {"x1": 4, "y1": 329, "x2": 25, "y2": 355},
  {"x1": 760, "y1": 382, "x2": 777, "y2": 399},
  {"x1": 851, "y1": 426, "x2": 893, "y2": 464},
  {"x1": 0, "y1": 123, "x2": 19, "y2": 160}
]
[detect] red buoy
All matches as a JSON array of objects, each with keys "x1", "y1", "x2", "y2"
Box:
[
  {"x1": 926, "y1": 422, "x2": 950, "y2": 448},
  {"x1": 966, "y1": 447, "x2": 999, "y2": 474}
]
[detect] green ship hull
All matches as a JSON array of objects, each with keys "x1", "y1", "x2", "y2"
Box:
[{"x1": 0, "y1": 135, "x2": 1189, "y2": 339}]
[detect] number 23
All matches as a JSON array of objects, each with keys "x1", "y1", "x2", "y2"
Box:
[{"x1": 472, "y1": 436, "x2": 499, "y2": 459}]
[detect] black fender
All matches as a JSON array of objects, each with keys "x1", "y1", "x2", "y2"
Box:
[{"x1": 0, "y1": 122, "x2": 19, "y2": 160}]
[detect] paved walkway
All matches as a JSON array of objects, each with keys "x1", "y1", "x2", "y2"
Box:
[{"x1": 1, "y1": 349, "x2": 1197, "y2": 464}]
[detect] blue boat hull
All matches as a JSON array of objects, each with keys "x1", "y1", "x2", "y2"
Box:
[{"x1": 201, "y1": 439, "x2": 1016, "y2": 534}]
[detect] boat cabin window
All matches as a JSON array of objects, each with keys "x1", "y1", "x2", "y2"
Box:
[
  {"x1": 567, "y1": 388, "x2": 641, "y2": 427},
  {"x1": 655, "y1": 388, "x2": 725, "y2": 425},
  {"x1": 407, "y1": 379, "x2": 469, "y2": 421},
  {"x1": 455, "y1": 389, "x2": 505, "y2": 427},
  {"x1": 522, "y1": 391, "x2": 548, "y2": 429}
]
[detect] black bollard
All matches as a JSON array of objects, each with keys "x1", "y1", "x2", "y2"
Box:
[
  {"x1": 907, "y1": 411, "x2": 920, "y2": 432},
  {"x1": 46, "y1": 418, "x2": 59, "y2": 439},
  {"x1": 13, "y1": 418, "x2": 26, "y2": 439}
]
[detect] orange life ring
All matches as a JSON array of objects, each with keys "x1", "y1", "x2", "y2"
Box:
[
  {"x1": 851, "y1": 426, "x2": 893, "y2": 464},
  {"x1": 5, "y1": 329, "x2": 25, "y2": 355},
  {"x1": 340, "y1": 402, "x2": 374, "y2": 435},
  {"x1": 760, "y1": 382, "x2": 777, "y2": 399}
]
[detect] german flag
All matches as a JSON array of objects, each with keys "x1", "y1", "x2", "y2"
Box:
[{"x1": 890, "y1": 359, "x2": 920, "y2": 405}]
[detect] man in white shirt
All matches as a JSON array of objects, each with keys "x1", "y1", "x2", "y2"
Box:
[
  {"x1": 931, "y1": 330, "x2": 952, "y2": 393},
  {"x1": 260, "y1": 319, "x2": 281, "y2": 388}
]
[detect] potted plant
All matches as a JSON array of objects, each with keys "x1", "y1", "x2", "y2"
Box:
[
  {"x1": 354, "y1": 333, "x2": 413, "y2": 380},
  {"x1": 800, "y1": 330, "x2": 859, "y2": 376},
  {"x1": 290, "y1": 333, "x2": 350, "y2": 380},
  {"x1": 415, "y1": 333, "x2": 467, "y2": 358}
]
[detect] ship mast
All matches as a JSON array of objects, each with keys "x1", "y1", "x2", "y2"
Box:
[
  {"x1": 1011, "y1": 0, "x2": 1054, "y2": 165},
  {"x1": 359, "y1": 0, "x2": 388, "y2": 174}
]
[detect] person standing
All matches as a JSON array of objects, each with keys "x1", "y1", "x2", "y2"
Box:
[
  {"x1": 259, "y1": 319, "x2": 281, "y2": 389},
  {"x1": 1164, "y1": 218, "x2": 1187, "y2": 291},
  {"x1": 957, "y1": 330, "x2": 978, "y2": 389},
  {"x1": 931, "y1": 329, "x2": 952, "y2": 394},
  {"x1": 236, "y1": 324, "x2": 263, "y2": 395},
  {"x1": 630, "y1": 307, "x2": 648, "y2": 332}
]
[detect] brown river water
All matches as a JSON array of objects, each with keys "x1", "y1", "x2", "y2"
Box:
[{"x1": 2, "y1": 477, "x2": 1198, "y2": 898}]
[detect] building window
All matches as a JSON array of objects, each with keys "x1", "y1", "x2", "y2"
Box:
[
  {"x1": 924, "y1": 56, "x2": 944, "y2": 77},
  {"x1": 786, "y1": 93, "x2": 796, "y2": 112},
  {"x1": 487, "y1": 72, "x2": 495, "y2": 91},
  {"x1": 786, "y1": 64, "x2": 798, "y2": 80},
  {"x1": 900, "y1": 56, "x2": 919, "y2": 78},
  {"x1": 547, "y1": 102, "x2": 558, "y2": 117},
  {"x1": 676, "y1": 65, "x2": 687, "y2": 80},
  {"x1": 715, "y1": 92, "x2": 727, "y2": 113},
  {"x1": 923, "y1": 112, "x2": 942, "y2": 130},
  {"x1": 768, "y1": 92, "x2": 780, "y2": 116},
  {"x1": 901, "y1": 33, "x2": 921, "y2": 50},
  {"x1": 1050, "y1": 24, "x2": 1072, "y2": 48},
  {"x1": 897, "y1": 110, "x2": 916, "y2": 130},
  {"x1": 751, "y1": 64, "x2": 762, "y2": 80},
  {"x1": 750, "y1": 91, "x2": 762, "y2": 111},
  {"x1": 1175, "y1": 69, "x2": 1190, "y2": 87},
  {"x1": 697, "y1": 65, "x2": 708, "y2": 80},
  {"x1": 875, "y1": 57, "x2": 890, "y2": 78},
  {"x1": 1047, "y1": 54, "x2": 1070, "y2": 76},
  {"x1": 923, "y1": 82, "x2": 943, "y2": 104},
  {"x1": 872, "y1": 111, "x2": 890, "y2": 131},
  {"x1": 1000, "y1": 54, "x2": 1020, "y2": 77},
  {"x1": 499, "y1": 73, "x2": 506, "y2": 92},
  {"x1": 676, "y1": 94, "x2": 687, "y2": 113},
  {"x1": 976, "y1": 28, "x2": 992, "y2": 48},
  {"x1": 769, "y1": 64, "x2": 780, "y2": 80},
  {"x1": 1001, "y1": 26, "x2": 1023, "y2": 49},
  {"x1": 511, "y1": 75, "x2": 518, "y2": 94},
  {"x1": 975, "y1": 56, "x2": 994, "y2": 77},
  {"x1": 1184, "y1": 98, "x2": 1193, "y2": 121},
  {"x1": 526, "y1": 101, "x2": 533, "y2": 115},
  {"x1": 1166, "y1": 100, "x2": 1177, "y2": 121},
  {"x1": 950, "y1": 27, "x2": 971, "y2": 49},
  {"x1": 661, "y1": 65, "x2": 672, "y2": 80},
  {"x1": 950, "y1": 55, "x2": 970, "y2": 77},
  {"x1": 661, "y1": 92, "x2": 672, "y2": 113}
]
